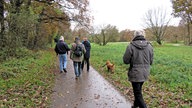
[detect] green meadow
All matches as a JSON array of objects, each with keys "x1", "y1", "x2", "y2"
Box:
[{"x1": 90, "y1": 42, "x2": 192, "y2": 108}]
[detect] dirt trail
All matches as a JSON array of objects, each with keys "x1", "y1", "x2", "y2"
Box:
[{"x1": 50, "y1": 55, "x2": 132, "y2": 108}]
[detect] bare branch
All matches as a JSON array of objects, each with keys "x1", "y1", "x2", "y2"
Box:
[{"x1": 143, "y1": 7, "x2": 171, "y2": 45}]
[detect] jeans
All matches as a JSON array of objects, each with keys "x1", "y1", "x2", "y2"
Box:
[
  {"x1": 73, "y1": 61, "x2": 81, "y2": 77},
  {"x1": 81, "y1": 57, "x2": 90, "y2": 71},
  {"x1": 131, "y1": 82, "x2": 147, "y2": 108},
  {"x1": 59, "y1": 54, "x2": 67, "y2": 71}
]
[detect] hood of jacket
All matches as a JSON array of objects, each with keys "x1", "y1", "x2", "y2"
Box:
[{"x1": 131, "y1": 35, "x2": 149, "y2": 49}]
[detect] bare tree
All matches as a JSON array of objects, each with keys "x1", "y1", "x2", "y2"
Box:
[{"x1": 144, "y1": 7, "x2": 171, "y2": 45}]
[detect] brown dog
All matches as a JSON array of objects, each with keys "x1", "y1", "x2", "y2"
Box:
[{"x1": 102, "y1": 60, "x2": 115, "y2": 73}]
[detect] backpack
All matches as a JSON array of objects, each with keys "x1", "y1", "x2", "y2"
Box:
[{"x1": 74, "y1": 44, "x2": 83, "y2": 57}]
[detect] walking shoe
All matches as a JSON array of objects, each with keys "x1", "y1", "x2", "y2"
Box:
[
  {"x1": 60, "y1": 71, "x2": 64, "y2": 73},
  {"x1": 63, "y1": 68, "x2": 67, "y2": 73},
  {"x1": 75, "y1": 76, "x2": 79, "y2": 79}
]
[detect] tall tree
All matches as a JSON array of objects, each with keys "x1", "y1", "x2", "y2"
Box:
[
  {"x1": 34, "y1": 0, "x2": 91, "y2": 28},
  {"x1": 105, "y1": 25, "x2": 119, "y2": 42},
  {"x1": 30, "y1": 0, "x2": 91, "y2": 48},
  {"x1": 94, "y1": 24, "x2": 119, "y2": 46},
  {"x1": 172, "y1": 0, "x2": 192, "y2": 44},
  {"x1": 144, "y1": 7, "x2": 171, "y2": 45},
  {"x1": 0, "y1": 0, "x2": 92, "y2": 60}
]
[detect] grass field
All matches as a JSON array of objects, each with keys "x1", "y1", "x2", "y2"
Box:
[
  {"x1": 0, "y1": 49, "x2": 56, "y2": 107},
  {"x1": 90, "y1": 42, "x2": 192, "y2": 108}
]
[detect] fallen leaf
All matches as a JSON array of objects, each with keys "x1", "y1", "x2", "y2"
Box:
[{"x1": 94, "y1": 94, "x2": 100, "y2": 99}]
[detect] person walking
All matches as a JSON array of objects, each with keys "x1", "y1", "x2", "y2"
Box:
[
  {"x1": 55, "y1": 36, "x2": 70, "y2": 73},
  {"x1": 70, "y1": 37, "x2": 86, "y2": 79},
  {"x1": 81, "y1": 37, "x2": 91, "y2": 72},
  {"x1": 123, "y1": 30, "x2": 153, "y2": 108}
]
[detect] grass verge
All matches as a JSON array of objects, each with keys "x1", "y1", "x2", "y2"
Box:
[{"x1": 0, "y1": 48, "x2": 56, "y2": 107}]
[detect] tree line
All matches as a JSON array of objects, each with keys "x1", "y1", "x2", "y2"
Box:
[
  {"x1": 0, "y1": 0, "x2": 91, "y2": 61},
  {"x1": 79, "y1": 24, "x2": 186, "y2": 46},
  {"x1": 0, "y1": 0, "x2": 191, "y2": 61}
]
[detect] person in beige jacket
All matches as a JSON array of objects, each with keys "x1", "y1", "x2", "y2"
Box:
[{"x1": 70, "y1": 37, "x2": 86, "y2": 79}]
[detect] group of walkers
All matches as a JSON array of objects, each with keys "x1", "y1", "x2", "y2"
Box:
[
  {"x1": 54, "y1": 36, "x2": 91, "y2": 79},
  {"x1": 54, "y1": 30, "x2": 153, "y2": 108}
]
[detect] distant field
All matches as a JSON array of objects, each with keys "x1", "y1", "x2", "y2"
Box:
[{"x1": 90, "y1": 42, "x2": 192, "y2": 108}]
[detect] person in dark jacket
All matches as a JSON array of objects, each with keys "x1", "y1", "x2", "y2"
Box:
[
  {"x1": 55, "y1": 36, "x2": 70, "y2": 73},
  {"x1": 81, "y1": 37, "x2": 91, "y2": 72},
  {"x1": 123, "y1": 30, "x2": 153, "y2": 108}
]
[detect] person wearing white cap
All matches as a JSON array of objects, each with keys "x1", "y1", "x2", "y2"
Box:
[{"x1": 55, "y1": 36, "x2": 70, "y2": 73}]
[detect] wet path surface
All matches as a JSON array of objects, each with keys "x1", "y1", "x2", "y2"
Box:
[{"x1": 51, "y1": 56, "x2": 132, "y2": 108}]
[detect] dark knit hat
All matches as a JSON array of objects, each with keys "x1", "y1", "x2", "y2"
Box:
[{"x1": 75, "y1": 36, "x2": 80, "y2": 41}]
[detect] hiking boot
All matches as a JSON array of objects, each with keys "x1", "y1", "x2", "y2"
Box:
[{"x1": 63, "y1": 68, "x2": 67, "y2": 73}]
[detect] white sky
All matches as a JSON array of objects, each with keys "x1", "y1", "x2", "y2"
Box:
[{"x1": 89, "y1": 0, "x2": 181, "y2": 31}]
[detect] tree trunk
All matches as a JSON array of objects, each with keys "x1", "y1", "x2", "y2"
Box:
[
  {"x1": 156, "y1": 37, "x2": 162, "y2": 45},
  {"x1": 0, "y1": 0, "x2": 5, "y2": 49},
  {"x1": 26, "y1": 0, "x2": 31, "y2": 9},
  {"x1": 186, "y1": 22, "x2": 191, "y2": 45},
  {"x1": 189, "y1": 24, "x2": 192, "y2": 45},
  {"x1": 102, "y1": 29, "x2": 106, "y2": 46},
  {"x1": 23, "y1": 0, "x2": 32, "y2": 47}
]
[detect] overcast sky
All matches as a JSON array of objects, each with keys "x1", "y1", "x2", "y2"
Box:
[{"x1": 89, "y1": 0, "x2": 181, "y2": 31}]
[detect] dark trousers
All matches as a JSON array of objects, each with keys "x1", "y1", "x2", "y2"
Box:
[
  {"x1": 81, "y1": 57, "x2": 90, "y2": 71},
  {"x1": 131, "y1": 82, "x2": 147, "y2": 108}
]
